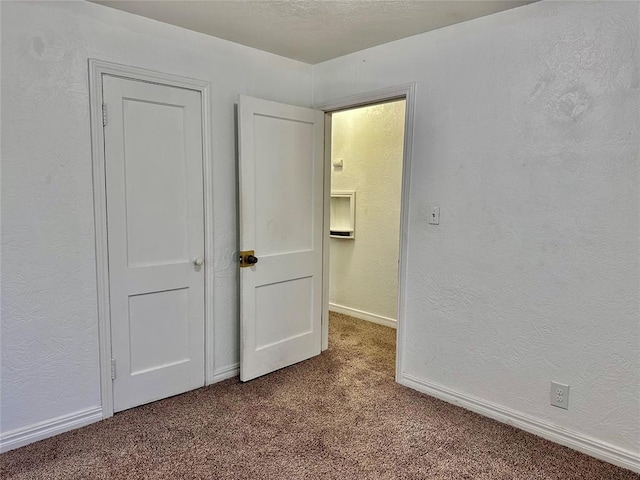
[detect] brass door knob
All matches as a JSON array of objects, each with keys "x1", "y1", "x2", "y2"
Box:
[{"x1": 239, "y1": 250, "x2": 258, "y2": 268}]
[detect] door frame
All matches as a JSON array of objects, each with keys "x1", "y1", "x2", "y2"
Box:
[
  {"x1": 315, "y1": 83, "x2": 416, "y2": 381},
  {"x1": 88, "y1": 59, "x2": 214, "y2": 418}
]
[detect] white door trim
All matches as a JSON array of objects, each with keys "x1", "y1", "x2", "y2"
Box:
[
  {"x1": 315, "y1": 83, "x2": 416, "y2": 381},
  {"x1": 88, "y1": 59, "x2": 214, "y2": 419}
]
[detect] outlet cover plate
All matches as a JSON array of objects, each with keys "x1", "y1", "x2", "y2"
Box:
[
  {"x1": 551, "y1": 382, "x2": 569, "y2": 409},
  {"x1": 429, "y1": 206, "x2": 440, "y2": 225}
]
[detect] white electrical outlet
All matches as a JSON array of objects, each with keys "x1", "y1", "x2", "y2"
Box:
[
  {"x1": 429, "y1": 206, "x2": 440, "y2": 225},
  {"x1": 550, "y1": 382, "x2": 569, "y2": 409}
]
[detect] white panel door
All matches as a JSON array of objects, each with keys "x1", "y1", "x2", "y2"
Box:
[
  {"x1": 238, "y1": 95, "x2": 325, "y2": 381},
  {"x1": 103, "y1": 75, "x2": 205, "y2": 412}
]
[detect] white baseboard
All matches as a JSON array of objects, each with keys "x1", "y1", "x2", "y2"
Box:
[
  {"x1": 212, "y1": 363, "x2": 240, "y2": 383},
  {"x1": 329, "y1": 303, "x2": 397, "y2": 329},
  {"x1": 0, "y1": 406, "x2": 103, "y2": 453},
  {"x1": 2, "y1": 363, "x2": 241, "y2": 452},
  {"x1": 400, "y1": 373, "x2": 639, "y2": 474}
]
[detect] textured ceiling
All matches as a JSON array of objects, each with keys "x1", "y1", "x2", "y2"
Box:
[{"x1": 91, "y1": 1, "x2": 535, "y2": 64}]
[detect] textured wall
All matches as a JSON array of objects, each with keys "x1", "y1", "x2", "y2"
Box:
[
  {"x1": 0, "y1": 0, "x2": 312, "y2": 435},
  {"x1": 314, "y1": 1, "x2": 639, "y2": 457},
  {"x1": 330, "y1": 101, "x2": 405, "y2": 321}
]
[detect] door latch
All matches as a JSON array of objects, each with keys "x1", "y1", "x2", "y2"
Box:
[{"x1": 239, "y1": 250, "x2": 259, "y2": 268}]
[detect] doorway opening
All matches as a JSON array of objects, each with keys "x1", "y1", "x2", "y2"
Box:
[{"x1": 324, "y1": 98, "x2": 408, "y2": 377}]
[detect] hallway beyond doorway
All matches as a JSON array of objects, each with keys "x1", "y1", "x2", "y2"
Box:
[{"x1": 328, "y1": 99, "x2": 406, "y2": 331}]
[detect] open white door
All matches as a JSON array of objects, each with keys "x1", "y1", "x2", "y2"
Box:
[{"x1": 238, "y1": 95, "x2": 325, "y2": 381}]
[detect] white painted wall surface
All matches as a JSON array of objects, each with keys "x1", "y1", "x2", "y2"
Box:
[
  {"x1": 315, "y1": 0, "x2": 639, "y2": 462},
  {"x1": 330, "y1": 101, "x2": 405, "y2": 323},
  {"x1": 0, "y1": 0, "x2": 311, "y2": 437}
]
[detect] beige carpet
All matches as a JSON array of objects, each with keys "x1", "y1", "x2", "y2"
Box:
[{"x1": 1, "y1": 312, "x2": 637, "y2": 479}]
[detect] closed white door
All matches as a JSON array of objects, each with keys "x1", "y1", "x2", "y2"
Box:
[
  {"x1": 103, "y1": 75, "x2": 205, "y2": 412},
  {"x1": 238, "y1": 95, "x2": 325, "y2": 381}
]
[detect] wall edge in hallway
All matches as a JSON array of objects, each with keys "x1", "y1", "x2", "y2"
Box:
[
  {"x1": 329, "y1": 303, "x2": 397, "y2": 329},
  {"x1": 400, "y1": 373, "x2": 640, "y2": 474},
  {"x1": 0, "y1": 406, "x2": 103, "y2": 453}
]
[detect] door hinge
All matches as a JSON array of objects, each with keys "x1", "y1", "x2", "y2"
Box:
[
  {"x1": 102, "y1": 103, "x2": 108, "y2": 127},
  {"x1": 110, "y1": 359, "x2": 116, "y2": 380}
]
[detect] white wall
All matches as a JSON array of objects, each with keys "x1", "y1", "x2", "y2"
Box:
[
  {"x1": 330, "y1": 101, "x2": 405, "y2": 323},
  {"x1": 2, "y1": 0, "x2": 639, "y2": 468},
  {"x1": 315, "y1": 0, "x2": 639, "y2": 466},
  {"x1": 0, "y1": 0, "x2": 312, "y2": 439}
]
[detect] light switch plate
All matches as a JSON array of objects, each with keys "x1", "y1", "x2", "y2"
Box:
[{"x1": 429, "y1": 206, "x2": 440, "y2": 225}]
